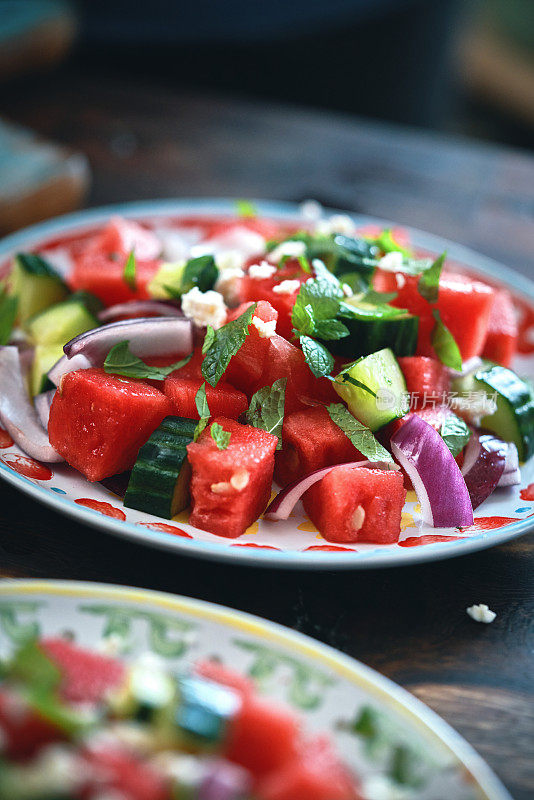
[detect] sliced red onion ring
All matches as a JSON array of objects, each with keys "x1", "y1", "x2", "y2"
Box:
[
  {"x1": 0, "y1": 347, "x2": 62, "y2": 462},
  {"x1": 390, "y1": 415, "x2": 473, "y2": 527},
  {"x1": 199, "y1": 761, "x2": 251, "y2": 800},
  {"x1": 264, "y1": 460, "x2": 399, "y2": 521},
  {"x1": 48, "y1": 353, "x2": 92, "y2": 387},
  {"x1": 34, "y1": 389, "x2": 56, "y2": 430},
  {"x1": 98, "y1": 301, "x2": 183, "y2": 322},
  {"x1": 64, "y1": 317, "x2": 193, "y2": 362},
  {"x1": 460, "y1": 431, "x2": 507, "y2": 510}
]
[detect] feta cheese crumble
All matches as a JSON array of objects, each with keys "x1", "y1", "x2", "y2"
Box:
[
  {"x1": 268, "y1": 240, "x2": 306, "y2": 263},
  {"x1": 252, "y1": 315, "x2": 276, "y2": 338},
  {"x1": 378, "y1": 251, "x2": 404, "y2": 271},
  {"x1": 466, "y1": 604, "x2": 496, "y2": 623},
  {"x1": 215, "y1": 266, "x2": 244, "y2": 305},
  {"x1": 272, "y1": 279, "x2": 301, "y2": 295},
  {"x1": 316, "y1": 214, "x2": 356, "y2": 237},
  {"x1": 181, "y1": 287, "x2": 227, "y2": 329},
  {"x1": 248, "y1": 261, "x2": 277, "y2": 280}
]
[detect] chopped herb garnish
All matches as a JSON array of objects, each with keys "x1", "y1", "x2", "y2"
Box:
[
  {"x1": 360, "y1": 288, "x2": 398, "y2": 305},
  {"x1": 326, "y1": 403, "x2": 392, "y2": 462},
  {"x1": 300, "y1": 335, "x2": 335, "y2": 378},
  {"x1": 123, "y1": 249, "x2": 137, "y2": 290},
  {"x1": 235, "y1": 199, "x2": 257, "y2": 218},
  {"x1": 193, "y1": 382, "x2": 211, "y2": 442},
  {"x1": 181, "y1": 255, "x2": 218, "y2": 294},
  {"x1": 104, "y1": 341, "x2": 192, "y2": 380},
  {"x1": 201, "y1": 303, "x2": 256, "y2": 387},
  {"x1": 440, "y1": 412, "x2": 471, "y2": 457},
  {"x1": 0, "y1": 287, "x2": 18, "y2": 345},
  {"x1": 417, "y1": 252, "x2": 446, "y2": 304},
  {"x1": 245, "y1": 378, "x2": 286, "y2": 449},
  {"x1": 211, "y1": 422, "x2": 231, "y2": 450},
  {"x1": 370, "y1": 228, "x2": 412, "y2": 257},
  {"x1": 431, "y1": 309, "x2": 462, "y2": 370}
]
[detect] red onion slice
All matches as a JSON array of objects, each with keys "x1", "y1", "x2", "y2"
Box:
[
  {"x1": 34, "y1": 389, "x2": 56, "y2": 430},
  {"x1": 199, "y1": 761, "x2": 251, "y2": 800},
  {"x1": 48, "y1": 353, "x2": 92, "y2": 387},
  {"x1": 264, "y1": 460, "x2": 399, "y2": 521},
  {"x1": 98, "y1": 301, "x2": 183, "y2": 322},
  {"x1": 0, "y1": 347, "x2": 62, "y2": 462},
  {"x1": 461, "y1": 431, "x2": 507, "y2": 509},
  {"x1": 390, "y1": 415, "x2": 473, "y2": 527},
  {"x1": 64, "y1": 317, "x2": 193, "y2": 361}
]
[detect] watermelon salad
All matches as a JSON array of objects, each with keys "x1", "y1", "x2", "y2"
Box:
[
  {"x1": 0, "y1": 206, "x2": 532, "y2": 544},
  {"x1": 0, "y1": 636, "x2": 362, "y2": 799}
]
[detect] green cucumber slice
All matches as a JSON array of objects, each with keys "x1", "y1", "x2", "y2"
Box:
[
  {"x1": 25, "y1": 296, "x2": 99, "y2": 346},
  {"x1": 31, "y1": 343, "x2": 65, "y2": 396},
  {"x1": 124, "y1": 416, "x2": 197, "y2": 518},
  {"x1": 329, "y1": 299, "x2": 418, "y2": 358},
  {"x1": 7, "y1": 253, "x2": 68, "y2": 323},
  {"x1": 334, "y1": 348, "x2": 409, "y2": 431},
  {"x1": 453, "y1": 363, "x2": 534, "y2": 461}
]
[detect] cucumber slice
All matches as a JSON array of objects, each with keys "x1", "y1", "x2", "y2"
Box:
[
  {"x1": 334, "y1": 348, "x2": 409, "y2": 431},
  {"x1": 25, "y1": 296, "x2": 99, "y2": 346},
  {"x1": 7, "y1": 253, "x2": 68, "y2": 323},
  {"x1": 147, "y1": 261, "x2": 186, "y2": 299},
  {"x1": 329, "y1": 299, "x2": 418, "y2": 358},
  {"x1": 453, "y1": 363, "x2": 534, "y2": 461},
  {"x1": 31, "y1": 343, "x2": 64, "y2": 396},
  {"x1": 124, "y1": 416, "x2": 197, "y2": 518}
]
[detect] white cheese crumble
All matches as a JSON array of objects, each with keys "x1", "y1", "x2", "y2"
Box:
[
  {"x1": 215, "y1": 266, "x2": 244, "y2": 305},
  {"x1": 248, "y1": 261, "x2": 277, "y2": 280},
  {"x1": 181, "y1": 287, "x2": 227, "y2": 329},
  {"x1": 252, "y1": 315, "x2": 277, "y2": 338},
  {"x1": 467, "y1": 604, "x2": 496, "y2": 623},
  {"x1": 300, "y1": 199, "x2": 323, "y2": 221},
  {"x1": 272, "y1": 279, "x2": 301, "y2": 295},
  {"x1": 316, "y1": 214, "x2": 356, "y2": 236},
  {"x1": 378, "y1": 251, "x2": 404, "y2": 271},
  {"x1": 190, "y1": 227, "x2": 265, "y2": 266},
  {"x1": 268, "y1": 240, "x2": 306, "y2": 263},
  {"x1": 153, "y1": 226, "x2": 203, "y2": 261}
]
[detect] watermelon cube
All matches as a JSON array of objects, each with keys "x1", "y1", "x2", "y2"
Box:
[
  {"x1": 303, "y1": 466, "x2": 406, "y2": 544},
  {"x1": 240, "y1": 259, "x2": 309, "y2": 339},
  {"x1": 275, "y1": 406, "x2": 363, "y2": 487},
  {"x1": 81, "y1": 746, "x2": 170, "y2": 800},
  {"x1": 41, "y1": 637, "x2": 127, "y2": 705},
  {"x1": 48, "y1": 368, "x2": 174, "y2": 481},
  {"x1": 187, "y1": 417, "x2": 277, "y2": 537},
  {"x1": 482, "y1": 288, "x2": 518, "y2": 367},
  {"x1": 164, "y1": 375, "x2": 248, "y2": 420},
  {"x1": 0, "y1": 688, "x2": 63, "y2": 759},
  {"x1": 397, "y1": 356, "x2": 450, "y2": 409},
  {"x1": 224, "y1": 300, "x2": 279, "y2": 395},
  {"x1": 255, "y1": 335, "x2": 313, "y2": 414}
]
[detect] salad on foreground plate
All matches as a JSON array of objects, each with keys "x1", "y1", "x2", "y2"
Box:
[{"x1": 0, "y1": 203, "x2": 532, "y2": 545}]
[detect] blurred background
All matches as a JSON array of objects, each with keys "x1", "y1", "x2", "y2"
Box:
[{"x1": 0, "y1": 0, "x2": 532, "y2": 245}]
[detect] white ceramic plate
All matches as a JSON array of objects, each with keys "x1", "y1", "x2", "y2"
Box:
[
  {"x1": 0, "y1": 199, "x2": 533, "y2": 569},
  {"x1": 0, "y1": 579, "x2": 511, "y2": 799}
]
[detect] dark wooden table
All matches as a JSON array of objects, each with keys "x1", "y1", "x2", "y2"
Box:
[{"x1": 1, "y1": 71, "x2": 533, "y2": 798}]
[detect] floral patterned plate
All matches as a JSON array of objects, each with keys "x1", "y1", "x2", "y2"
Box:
[
  {"x1": 0, "y1": 199, "x2": 533, "y2": 569},
  {"x1": 0, "y1": 579, "x2": 511, "y2": 799}
]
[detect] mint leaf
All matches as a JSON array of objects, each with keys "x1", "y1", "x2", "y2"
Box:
[
  {"x1": 181, "y1": 255, "x2": 218, "y2": 294},
  {"x1": 235, "y1": 199, "x2": 257, "y2": 218},
  {"x1": 201, "y1": 303, "x2": 256, "y2": 387},
  {"x1": 313, "y1": 318, "x2": 349, "y2": 341},
  {"x1": 16, "y1": 252, "x2": 65, "y2": 281},
  {"x1": 8, "y1": 639, "x2": 61, "y2": 692},
  {"x1": 440, "y1": 412, "x2": 471, "y2": 457},
  {"x1": 300, "y1": 335, "x2": 334, "y2": 378},
  {"x1": 296, "y1": 255, "x2": 312, "y2": 274},
  {"x1": 202, "y1": 324, "x2": 216, "y2": 354},
  {"x1": 431, "y1": 309, "x2": 462, "y2": 370},
  {"x1": 193, "y1": 382, "x2": 210, "y2": 442},
  {"x1": 245, "y1": 378, "x2": 286, "y2": 449},
  {"x1": 104, "y1": 341, "x2": 192, "y2": 380},
  {"x1": 361, "y1": 288, "x2": 398, "y2": 305},
  {"x1": 371, "y1": 229, "x2": 412, "y2": 257},
  {"x1": 417, "y1": 252, "x2": 446, "y2": 303},
  {"x1": 211, "y1": 422, "x2": 231, "y2": 450},
  {"x1": 326, "y1": 403, "x2": 392, "y2": 462},
  {"x1": 123, "y1": 250, "x2": 137, "y2": 290},
  {"x1": 291, "y1": 302, "x2": 315, "y2": 336},
  {"x1": 0, "y1": 287, "x2": 18, "y2": 345}
]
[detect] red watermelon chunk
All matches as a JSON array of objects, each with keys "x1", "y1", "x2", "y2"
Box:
[
  {"x1": 482, "y1": 288, "x2": 518, "y2": 367},
  {"x1": 224, "y1": 300, "x2": 279, "y2": 396},
  {"x1": 164, "y1": 374, "x2": 248, "y2": 420},
  {"x1": 254, "y1": 335, "x2": 313, "y2": 415},
  {"x1": 374, "y1": 269, "x2": 495, "y2": 361},
  {"x1": 195, "y1": 660, "x2": 254, "y2": 699},
  {"x1": 187, "y1": 417, "x2": 277, "y2": 537},
  {"x1": 69, "y1": 217, "x2": 162, "y2": 306},
  {"x1": 41, "y1": 638, "x2": 126, "y2": 705},
  {"x1": 80, "y1": 746, "x2": 170, "y2": 800},
  {"x1": 0, "y1": 689, "x2": 63, "y2": 760},
  {"x1": 303, "y1": 466, "x2": 406, "y2": 544},
  {"x1": 257, "y1": 735, "x2": 360, "y2": 800},
  {"x1": 275, "y1": 406, "x2": 363, "y2": 487},
  {"x1": 397, "y1": 356, "x2": 450, "y2": 409},
  {"x1": 240, "y1": 259, "x2": 309, "y2": 339},
  {"x1": 48, "y1": 368, "x2": 174, "y2": 481}
]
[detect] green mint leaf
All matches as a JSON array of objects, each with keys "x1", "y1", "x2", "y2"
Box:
[
  {"x1": 431, "y1": 309, "x2": 462, "y2": 370},
  {"x1": 439, "y1": 412, "x2": 471, "y2": 457},
  {"x1": 202, "y1": 325, "x2": 216, "y2": 355},
  {"x1": 361, "y1": 288, "x2": 398, "y2": 305},
  {"x1": 417, "y1": 252, "x2": 446, "y2": 304},
  {"x1": 123, "y1": 250, "x2": 137, "y2": 290},
  {"x1": 201, "y1": 303, "x2": 256, "y2": 387},
  {"x1": 300, "y1": 335, "x2": 334, "y2": 378},
  {"x1": 15, "y1": 252, "x2": 65, "y2": 281},
  {"x1": 372, "y1": 229, "x2": 412, "y2": 257},
  {"x1": 326, "y1": 403, "x2": 392, "y2": 462},
  {"x1": 103, "y1": 340, "x2": 192, "y2": 380},
  {"x1": 296, "y1": 255, "x2": 312, "y2": 274},
  {"x1": 181, "y1": 255, "x2": 218, "y2": 294},
  {"x1": 235, "y1": 199, "x2": 257, "y2": 218},
  {"x1": 245, "y1": 378, "x2": 286, "y2": 449},
  {"x1": 194, "y1": 417, "x2": 209, "y2": 442},
  {"x1": 335, "y1": 373, "x2": 376, "y2": 398},
  {"x1": 291, "y1": 301, "x2": 315, "y2": 336},
  {"x1": 8, "y1": 639, "x2": 61, "y2": 693},
  {"x1": 0, "y1": 287, "x2": 18, "y2": 345},
  {"x1": 211, "y1": 422, "x2": 231, "y2": 450},
  {"x1": 313, "y1": 318, "x2": 349, "y2": 341},
  {"x1": 193, "y1": 382, "x2": 211, "y2": 442}
]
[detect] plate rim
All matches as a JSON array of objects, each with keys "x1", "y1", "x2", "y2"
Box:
[
  {"x1": 0, "y1": 577, "x2": 512, "y2": 800},
  {"x1": 0, "y1": 196, "x2": 533, "y2": 570}
]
